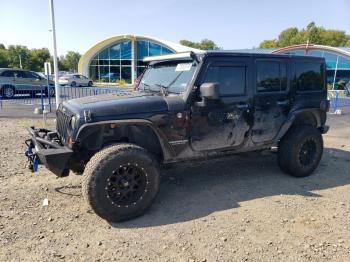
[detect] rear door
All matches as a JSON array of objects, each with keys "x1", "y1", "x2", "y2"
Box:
[
  {"x1": 251, "y1": 58, "x2": 291, "y2": 143},
  {"x1": 190, "y1": 56, "x2": 253, "y2": 151}
]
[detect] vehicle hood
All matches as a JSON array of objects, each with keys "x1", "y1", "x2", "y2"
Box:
[{"x1": 62, "y1": 91, "x2": 182, "y2": 120}]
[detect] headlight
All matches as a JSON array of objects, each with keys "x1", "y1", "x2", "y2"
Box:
[{"x1": 70, "y1": 116, "x2": 77, "y2": 129}]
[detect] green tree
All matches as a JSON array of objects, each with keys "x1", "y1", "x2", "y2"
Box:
[
  {"x1": 0, "y1": 48, "x2": 9, "y2": 67},
  {"x1": 59, "y1": 51, "x2": 81, "y2": 72},
  {"x1": 259, "y1": 22, "x2": 350, "y2": 48},
  {"x1": 7, "y1": 45, "x2": 29, "y2": 69},
  {"x1": 259, "y1": 39, "x2": 278, "y2": 48},
  {"x1": 27, "y1": 48, "x2": 51, "y2": 72},
  {"x1": 180, "y1": 39, "x2": 221, "y2": 50},
  {"x1": 277, "y1": 27, "x2": 299, "y2": 47}
]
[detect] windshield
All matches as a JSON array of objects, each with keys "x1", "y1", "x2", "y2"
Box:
[{"x1": 139, "y1": 60, "x2": 197, "y2": 94}]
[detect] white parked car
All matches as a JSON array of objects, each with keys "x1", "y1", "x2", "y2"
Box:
[{"x1": 59, "y1": 74, "x2": 93, "y2": 87}]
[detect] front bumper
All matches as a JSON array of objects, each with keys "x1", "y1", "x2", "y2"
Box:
[{"x1": 25, "y1": 127, "x2": 73, "y2": 177}]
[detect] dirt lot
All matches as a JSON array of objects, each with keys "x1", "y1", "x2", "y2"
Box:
[{"x1": 0, "y1": 115, "x2": 349, "y2": 261}]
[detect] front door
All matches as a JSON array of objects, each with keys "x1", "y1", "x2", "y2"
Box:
[
  {"x1": 190, "y1": 59, "x2": 253, "y2": 151},
  {"x1": 251, "y1": 59, "x2": 291, "y2": 143}
]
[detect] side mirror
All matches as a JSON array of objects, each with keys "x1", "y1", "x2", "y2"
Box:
[{"x1": 195, "y1": 83, "x2": 220, "y2": 107}]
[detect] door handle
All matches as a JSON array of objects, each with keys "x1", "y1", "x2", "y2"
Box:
[
  {"x1": 277, "y1": 100, "x2": 290, "y2": 107},
  {"x1": 237, "y1": 103, "x2": 249, "y2": 110}
]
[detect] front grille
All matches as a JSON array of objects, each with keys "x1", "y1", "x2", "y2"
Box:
[{"x1": 56, "y1": 109, "x2": 71, "y2": 142}]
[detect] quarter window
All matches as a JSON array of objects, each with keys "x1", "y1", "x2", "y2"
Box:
[
  {"x1": 203, "y1": 66, "x2": 246, "y2": 96},
  {"x1": 294, "y1": 62, "x2": 324, "y2": 92},
  {"x1": 256, "y1": 61, "x2": 287, "y2": 92},
  {"x1": 1, "y1": 70, "x2": 15, "y2": 77}
]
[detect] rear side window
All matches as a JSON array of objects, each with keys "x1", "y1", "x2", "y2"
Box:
[
  {"x1": 256, "y1": 61, "x2": 287, "y2": 93},
  {"x1": 14, "y1": 71, "x2": 26, "y2": 78},
  {"x1": 203, "y1": 66, "x2": 246, "y2": 96},
  {"x1": 24, "y1": 71, "x2": 40, "y2": 78},
  {"x1": 294, "y1": 62, "x2": 324, "y2": 92},
  {"x1": 1, "y1": 70, "x2": 15, "y2": 77}
]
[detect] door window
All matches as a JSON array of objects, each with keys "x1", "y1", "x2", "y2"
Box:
[
  {"x1": 14, "y1": 71, "x2": 26, "y2": 78},
  {"x1": 24, "y1": 71, "x2": 40, "y2": 79},
  {"x1": 256, "y1": 61, "x2": 287, "y2": 93},
  {"x1": 203, "y1": 65, "x2": 246, "y2": 96}
]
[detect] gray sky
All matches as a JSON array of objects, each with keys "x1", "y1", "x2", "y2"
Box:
[{"x1": 1, "y1": 0, "x2": 349, "y2": 55}]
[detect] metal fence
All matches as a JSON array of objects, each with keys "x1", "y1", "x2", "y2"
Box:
[
  {"x1": 1, "y1": 83, "x2": 350, "y2": 114},
  {"x1": 328, "y1": 90, "x2": 350, "y2": 113},
  {"x1": 0, "y1": 84, "x2": 129, "y2": 112}
]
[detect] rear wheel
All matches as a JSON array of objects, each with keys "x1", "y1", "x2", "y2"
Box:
[
  {"x1": 2, "y1": 85, "x2": 15, "y2": 99},
  {"x1": 82, "y1": 143, "x2": 160, "y2": 222},
  {"x1": 71, "y1": 81, "x2": 76, "y2": 87},
  {"x1": 88, "y1": 81, "x2": 93, "y2": 87},
  {"x1": 278, "y1": 125, "x2": 323, "y2": 177}
]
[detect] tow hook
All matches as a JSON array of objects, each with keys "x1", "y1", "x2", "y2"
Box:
[{"x1": 25, "y1": 139, "x2": 39, "y2": 172}]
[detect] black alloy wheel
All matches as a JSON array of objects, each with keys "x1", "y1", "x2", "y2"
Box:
[{"x1": 106, "y1": 164, "x2": 148, "y2": 207}]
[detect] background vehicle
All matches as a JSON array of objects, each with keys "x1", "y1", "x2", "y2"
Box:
[
  {"x1": 0, "y1": 68, "x2": 55, "y2": 99},
  {"x1": 101, "y1": 72, "x2": 120, "y2": 82},
  {"x1": 58, "y1": 74, "x2": 93, "y2": 87},
  {"x1": 26, "y1": 51, "x2": 329, "y2": 222}
]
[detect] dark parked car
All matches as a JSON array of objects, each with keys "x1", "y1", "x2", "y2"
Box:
[
  {"x1": 0, "y1": 68, "x2": 55, "y2": 98},
  {"x1": 25, "y1": 51, "x2": 329, "y2": 222}
]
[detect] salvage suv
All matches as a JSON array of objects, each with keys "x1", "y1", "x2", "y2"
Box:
[{"x1": 25, "y1": 51, "x2": 329, "y2": 222}]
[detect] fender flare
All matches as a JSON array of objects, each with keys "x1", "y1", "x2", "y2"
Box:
[
  {"x1": 275, "y1": 108, "x2": 324, "y2": 143},
  {"x1": 75, "y1": 119, "x2": 175, "y2": 160}
]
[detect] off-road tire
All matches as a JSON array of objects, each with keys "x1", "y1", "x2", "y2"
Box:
[
  {"x1": 278, "y1": 125, "x2": 323, "y2": 177},
  {"x1": 82, "y1": 143, "x2": 160, "y2": 222}
]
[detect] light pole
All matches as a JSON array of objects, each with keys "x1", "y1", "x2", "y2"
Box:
[
  {"x1": 18, "y1": 55, "x2": 22, "y2": 69},
  {"x1": 49, "y1": 0, "x2": 60, "y2": 108}
]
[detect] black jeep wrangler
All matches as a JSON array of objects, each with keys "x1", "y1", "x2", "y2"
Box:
[{"x1": 26, "y1": 51, "x2": 329, "y2": 222}]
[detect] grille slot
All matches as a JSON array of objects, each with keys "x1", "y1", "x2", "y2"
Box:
[{"x1": 56, "y1": 109, "x2": 71, "y2": 142}]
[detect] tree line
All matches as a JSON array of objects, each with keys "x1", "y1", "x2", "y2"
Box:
[
  {"x1": 0, "y1": 22, "x2": 348, "y2": 73},
  {"x1": 259, "y1": 22, "x2": 350, "y2": 48},
  {"x1": 0, "y1": 44, "x2": 81, "y2": 73}
]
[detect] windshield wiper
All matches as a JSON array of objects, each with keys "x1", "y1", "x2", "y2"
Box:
[
  {"x1": 154, "y1": 84, "x2": 168, "y2": 96},
  {"x1": 165, "y1": 71, "x2": 185, "y2": 90},
  {"x1": 142, "y1": 83, "x2": 152, "y2": 92}
]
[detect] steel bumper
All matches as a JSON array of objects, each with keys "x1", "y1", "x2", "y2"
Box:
[{"x1": 25, "y1": 126, "x2": 73, "y2": 177}]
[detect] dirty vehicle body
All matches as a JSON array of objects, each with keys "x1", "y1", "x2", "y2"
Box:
[{"x1": 26, "y1": 51, "x2": 329, "y2": 222}]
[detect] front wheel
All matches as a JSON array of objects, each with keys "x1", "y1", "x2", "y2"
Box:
[
  {"x1": 82, "y1": 143, "x2": 160, "y2": 222},
  {"x1": 2, "y1": 85, "x2": 15, "y2": 99},
  {"x1": 88, "y1": 81, "x2": 93, "y2": 87},
  {"x1": 278, "y1": 126, "x2": 323, "y2": 177}
]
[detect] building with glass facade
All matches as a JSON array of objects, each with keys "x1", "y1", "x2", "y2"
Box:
[{"x1": 78, "y1": 34, "x2": 198, "y2": 85}]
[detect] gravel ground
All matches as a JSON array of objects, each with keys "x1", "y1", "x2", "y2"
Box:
[{"x1": 0, "y1": 116, "x2": 349, "y2": 262}]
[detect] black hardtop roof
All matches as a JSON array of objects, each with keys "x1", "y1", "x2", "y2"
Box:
[{"x1": 201, "y1": 50, "x2": 325, "y2": 62}]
